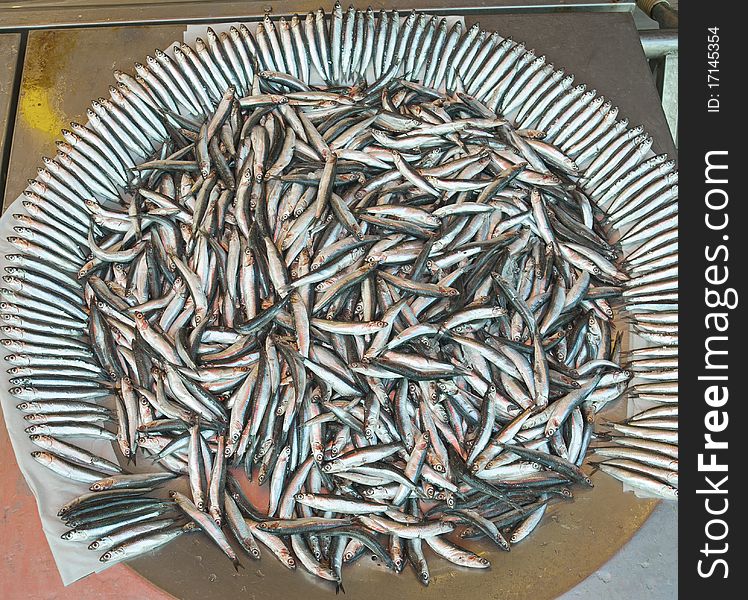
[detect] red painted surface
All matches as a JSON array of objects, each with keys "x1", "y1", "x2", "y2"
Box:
[{"x1": 0, "y1": 413, "x2": 172, "y2": 600}]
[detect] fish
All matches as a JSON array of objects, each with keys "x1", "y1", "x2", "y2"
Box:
[{"x1": 3, "y1": 6, "x2": 679, "y2": 591}]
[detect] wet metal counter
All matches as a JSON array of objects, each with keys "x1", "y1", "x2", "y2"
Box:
[{"x1": 0, "y1": 2, "x2": 676, "y2": 599}]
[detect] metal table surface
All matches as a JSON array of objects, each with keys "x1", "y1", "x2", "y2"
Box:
[
  {"x1": 0, "y1": 1, "x2": 635, "y2": 29},
  {"x1": 0, "y1": 33, "x2": 21, "y2": 203},
  {"x1": 0, "y1": 5, "x2": 676, "y2": 600}
]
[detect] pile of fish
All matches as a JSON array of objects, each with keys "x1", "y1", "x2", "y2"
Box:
[{"x1": 3, "y1": 2, "x2": 677, "y2": 589}]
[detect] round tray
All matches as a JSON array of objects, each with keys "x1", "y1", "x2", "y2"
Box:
[{"x1": 3, "y1": 6, "x2": 674, "y2": 599}]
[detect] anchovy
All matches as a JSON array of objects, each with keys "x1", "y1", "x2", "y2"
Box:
[{"x1": 5, "y1": 9, "x2": 679, "y2": 590}]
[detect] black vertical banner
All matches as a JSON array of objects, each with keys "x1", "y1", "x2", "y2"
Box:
[{"x1": 679, "y1": 2, "x2": 741, "y2": 595}]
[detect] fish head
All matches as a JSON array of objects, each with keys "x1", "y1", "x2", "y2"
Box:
[
  {"x1": 62, "y1": 529, "x2": 88, "y2": 542},
  {"x1": 99, "y1": 547, "x2": 125, "y2": 563},
  {"x1": 89, "y1": 479, "x2": 114, "y2": 492}
]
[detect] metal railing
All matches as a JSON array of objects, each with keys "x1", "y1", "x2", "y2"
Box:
[{"x1": 637, "y1": 0, "x2": 678, "y2": 146}]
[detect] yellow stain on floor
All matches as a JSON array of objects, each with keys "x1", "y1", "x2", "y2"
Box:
[
  {"x1": 19, "y1": 86, "x2": 64, "y2": 138},
  {"x1": 18, "y1": 30, "x2": 77, "y2": 140}
]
